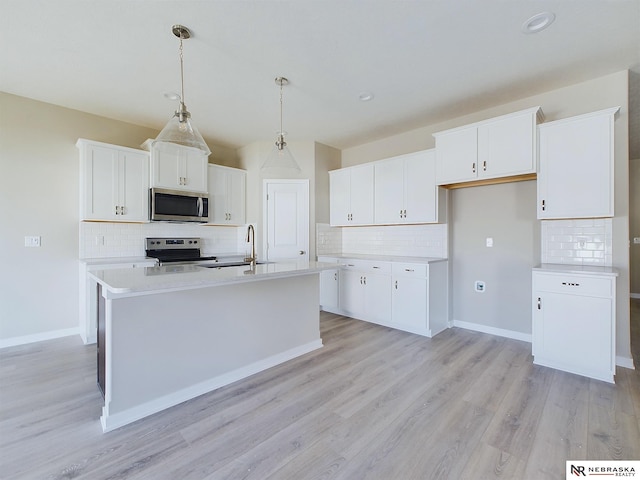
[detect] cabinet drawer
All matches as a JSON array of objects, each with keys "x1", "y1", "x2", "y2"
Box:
[
  {"x1": 392, "y1": 263, "x2": 428, "y2": 277},
  {"x1": 533, "y1": 273, "x2": 613, "y2": 298},
  {"x1": 341, "y1": 259, "x2": 391, "y2": 274}
]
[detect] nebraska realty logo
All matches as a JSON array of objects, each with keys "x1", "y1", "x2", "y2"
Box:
[{"x1": 567, "y1": 461, "x2": 639, "y2": 478}]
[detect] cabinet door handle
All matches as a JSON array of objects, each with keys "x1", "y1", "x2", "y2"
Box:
[
  {"x1": 334, "y1": 272, "x2": 337, "y2": 281},
  {"x1": 483, "y1": 161, "x2": 487, "y2": 171},
  {"x1": 561, "y1": 282, "x2": 580, "y2": 287},
  {"x1": 472, "y1": 162, "x2": 476, "y2": 173},
  {"x1": 537, "y1": 297, "x2": 541, "y2": 310},
  {"x1": 541, "y1": 200, "x2": 546, "y2": 212},
  {"x1": 395, "y1": 280, "x2": 398, "y2": 290},
  {"x1": 360, "y1": 276, "x2": 363, "y2": 285},
  {"x1": 115, "y1": 206, "x2": 119, "y2": 215},
  {"x1": 120, "y1": 206, "x2": 125, "y2": 215},
  {"x1": 363, "y1": 276, "x2": 366, "y2": 285}
]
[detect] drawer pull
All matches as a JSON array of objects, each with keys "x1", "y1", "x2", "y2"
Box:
[
  {"x1": 373, "y1": 266, "x2": 380, "y2": 269},
  {"x1": 404, "y1": 268, "x2": 414, "y2": 272},
  {"x1": 347, "y1": 264, "x2": 355, "y2": 267},
  {"x1": 561, "y1": 282, "x2": 580, "y2": 287}
]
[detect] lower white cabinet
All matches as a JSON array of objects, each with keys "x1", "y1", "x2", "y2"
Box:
[
  {"x1": 392, "y1": 261, "x2": 448, "y2": 337},
  {"x1": 532, "y1": 268, "x2": 617, "y2": 383},
  {"x1": 318, "y1": 257, "x2": 340, "y2": 312},
  {"x1": 319, "y1": 256, "x2": 449, "y2": 337},
  {"x1": 339, "y1": 262, "x2": 392, "y2": 325}
]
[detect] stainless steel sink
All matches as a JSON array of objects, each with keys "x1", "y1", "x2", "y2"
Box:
[{"x1": 198, "y1": 261, "x2": 271, "y2": 269}]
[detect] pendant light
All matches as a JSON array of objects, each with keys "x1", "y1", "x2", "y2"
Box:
[
  {"x1": 153, "y1": 25, "x2": 211, "y2": 156},
  {"x1": 261, "y1": 77, "x2": 301, "y2": 173}
]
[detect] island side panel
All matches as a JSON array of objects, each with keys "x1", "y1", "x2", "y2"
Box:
[{"x1": 102, "y1": 273, "x2": 321, "y2": 429}]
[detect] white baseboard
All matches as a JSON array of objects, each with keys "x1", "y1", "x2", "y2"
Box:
[
  {"x1": 0, "y1": 327, "x2": 80, "y2": 349},
  {"x1": 101, "y1": 339, "x2": 323, "y2": 432},
  {"x1": 452, "y1": 319, "x2": 532, "y2": 343},
  {"x1": 616, "y1": 356, "x2": 636, "y2": 370},
  {"x1": 631, "y1": 293, "x2": 640, "y2": 299}
]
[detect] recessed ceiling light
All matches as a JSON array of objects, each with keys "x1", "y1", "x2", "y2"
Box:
[
  {"x1": 522, "y1": 12, "x2": 556, "y2": 34},
  {"x1": 359, "y1": 92, "x2": 374, "y2": 102}
]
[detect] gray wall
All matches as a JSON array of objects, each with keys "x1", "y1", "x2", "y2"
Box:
[
  {"x1": 631, "y1": 158, "x2": 640, "y2": 296},
  {"x1": 451, "y1": 181, "x2": 539, "y2": 334}
]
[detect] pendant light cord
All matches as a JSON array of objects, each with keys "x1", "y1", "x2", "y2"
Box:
[{"x1": 179, "y1": 36, "x2": 185, "y2": 106}]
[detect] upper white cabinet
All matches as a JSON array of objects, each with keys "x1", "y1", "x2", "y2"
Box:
[
  {"x1": 537, "y1": 107, "x2": 619, "y2": 219},
  {"x1": 434, "y1": 106, "x2": 543, "y2": 186},
  {"x1": 207, "y1": 164, "x2": 246, "y2": 225},
  {"x1": 374, "y1": 149, "x2": 444, "y2": 224},
  {"x1": 78, "y1": 139, "x2": 149, "y2": 222},
  {"x1": 329, "y1": 163, "x2": 374, "y2": 226},
  {"x1": 143, "y1": 140, "x2": 208, "y2": 193}
]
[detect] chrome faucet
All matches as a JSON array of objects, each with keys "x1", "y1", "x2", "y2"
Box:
[{"x1": 244, "y1": 224, "x2": 256, "y2": 264}]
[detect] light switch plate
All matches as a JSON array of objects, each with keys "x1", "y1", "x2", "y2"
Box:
[
  {"x1": 24, "y1": 236, "x2": 41, "y2": 247},
  {"x1": 486, "y1": 237, "x2": 493, "y2": 247},
  {"x1": 634, "y1": 237, "x2": 640, "y2": 244}
]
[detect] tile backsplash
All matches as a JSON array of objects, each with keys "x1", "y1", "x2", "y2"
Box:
[
  {"x1": 541, "y1": 218, "x2": 612, "y2": 266},
  {"x1": 79, "y1": 222, "x2": 245, "y2": 259},
  {"x1": 317, "y1": 223, "x2": 448, "y2": 258}
]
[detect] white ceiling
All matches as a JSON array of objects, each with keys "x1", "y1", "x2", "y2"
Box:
[{"x1": 1, "y1": 0, "x2": 639, "y2": 152}]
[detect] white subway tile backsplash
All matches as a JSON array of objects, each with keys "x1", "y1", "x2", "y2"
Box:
[
  {"x1": 541, "y1": 218, "x2": 612, "y2": 267},
  {"x1": 79, "y1": 222, "x2": 243, "y2": 258},
  {"x1": 317, "y1": 223, "x2": 447, "y2": 258}
]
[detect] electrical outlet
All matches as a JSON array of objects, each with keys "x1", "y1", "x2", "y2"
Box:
[
  {"x1": 486, "y1": 237, "x2": 493, "y2": 247},
  {"x1": 474, "y1": 280, "x2": 486, "y2": 293},
  {"x1": 24, "y1": 236, "x2": 41, "y2": 247}
]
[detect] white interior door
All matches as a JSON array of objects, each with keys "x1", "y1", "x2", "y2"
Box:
[{"x1": 264, "y1": 180, "x2": 309, "y2": 261}]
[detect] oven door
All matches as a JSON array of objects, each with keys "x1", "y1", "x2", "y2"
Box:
[{"x1": 150, "y1": 188, "x2": 209, "y2": 222}]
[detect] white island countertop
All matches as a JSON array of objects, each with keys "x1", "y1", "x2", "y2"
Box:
[
  {"x1": 318, "y1": 253, "x2": 447, "y2": 264},
  {"x1": 90, "y1": 260, "x2": 336, "y2": 298},
  {"x1": 533, "y1": 263, "x2": 619, "y2": 277}
]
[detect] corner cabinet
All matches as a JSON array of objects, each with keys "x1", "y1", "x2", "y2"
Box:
[
  {"x1": 207, "y1": 164, "x2": 246, "y2": 225},
  {"x1": 143, "y1": 140, "x2": 209, "y2": 193},
  {"x1": 318, "y1": 256, "x2": 449, "y2": 338},
  {"x1": 537, "y1": 107, "x2": 619, "y2": 219},
  {"x1": 374, "y1": 149, "x2": 445, "y2": 224},
  {"x1": 329, "y1": 164, "x2": 374, "y2": 226},
  {"x1": 78, "y1": 139, "x2": 149, "y2": 222},
  {"x1": 532, "y1": 268, "x2": 617, "y2": 383},
  {"x1": 434, "y1": 106, "x2": 543, "y2": 186}
]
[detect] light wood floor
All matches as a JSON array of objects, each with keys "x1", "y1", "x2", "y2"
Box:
[{"x1": 2, "y1": 305, "x2": 639, "y2": 480}]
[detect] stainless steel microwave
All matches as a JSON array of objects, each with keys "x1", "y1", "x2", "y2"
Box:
[{"x1": 150, "y1": 188, "x2": 209, "y2": 222}]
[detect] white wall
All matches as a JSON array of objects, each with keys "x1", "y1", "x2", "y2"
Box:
[
  {"x1": 342, "y1": 71, "x2": 632, "y2": 362},
  {"x1": 0, "y1": 92, "x2": 237, "y2": 343}
]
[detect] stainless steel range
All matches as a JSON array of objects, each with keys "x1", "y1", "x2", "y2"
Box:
[{"x1": 145, "y1": 237, "x2": 219, "y2": 266}]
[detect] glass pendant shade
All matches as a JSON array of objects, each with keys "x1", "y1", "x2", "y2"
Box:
[
  {"x1": 153, "y1": 104, "x2": 211, "y2": 155},
  {"x1": 153, "y1": 25, "x2": 211, "y2": 157},
  {"x1": 261, "y1": 134, "x2": 301, "y2": 173},
  {"x1": 261, "y1": 77, "x2": 301, "y2": 174}
]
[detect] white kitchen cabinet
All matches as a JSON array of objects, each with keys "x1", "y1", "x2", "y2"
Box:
[
  {"x1": 144, "y1": 140, "x2": 208, "y2": 193},
  {"x1": 207, "y1": 164, "x2": 246, "y2": 225},
  {"x1": 537, "y1": 107, "x2": 619, "y2": 219},
  {"x1": 318, "y1": 256, "x2": 340, "y2": 313},
  {"x1": 329, "y1": 164, "x2": 374, "y2": 226},
  {"x1": 434, "y1": 106, "x2": 543, "y2": 186},
  {"x1": 339, "y1": 260, "x2": 391, "y2": 324},
  {"x1": 391, "y1": 261, "x2": 448, "y2": 337},
  {"x1": 374, "y1": 149, "x2": 444, "y2": 224},
  {"x1": 532, "y1": 268, "x2": 617, "y2": 383},
  {"x1": 78, "y1": 139, "x2": 149, "y2": 222}
]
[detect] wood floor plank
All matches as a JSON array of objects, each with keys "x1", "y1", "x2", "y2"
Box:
[
  {"x1": 522, "y1": 370, "x2": 590, "y2": 479},
  {"x1": 2, "y1": 310, "x2": 639, "y2": 480},
  {"x1": 481, "y1": 362, "x2": 554, "y2": 461}
]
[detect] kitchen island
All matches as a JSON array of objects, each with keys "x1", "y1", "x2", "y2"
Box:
[{"x1": 90, "y1": 260, "x2": 332, "y2": 432}]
